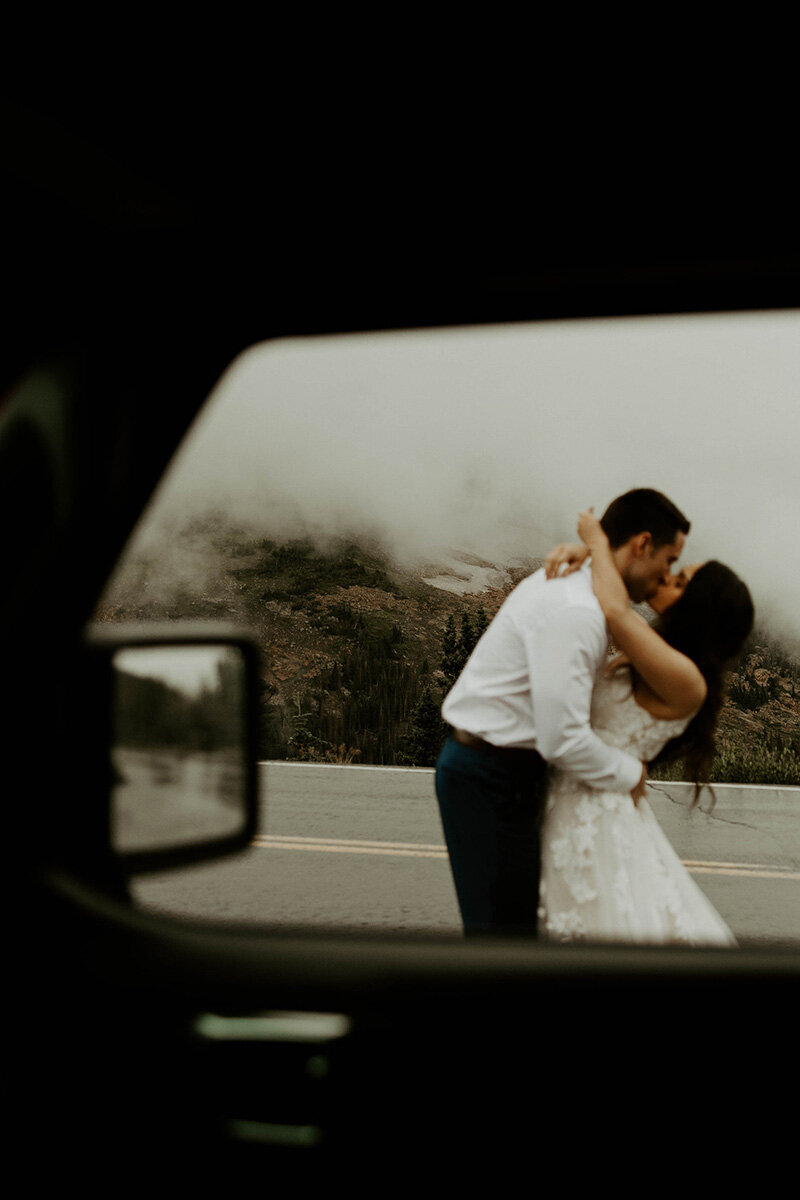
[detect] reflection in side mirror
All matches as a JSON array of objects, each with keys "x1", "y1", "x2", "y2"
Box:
[{"x1": 110, "y1": 641, "x2": 257, "y2": 870}]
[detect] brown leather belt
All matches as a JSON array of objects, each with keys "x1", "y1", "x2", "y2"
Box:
[{"x1": 453, "y1": 728, "x2": 539, "y2": 757}]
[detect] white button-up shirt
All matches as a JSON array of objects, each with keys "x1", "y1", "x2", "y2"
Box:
[{"x1": 441, "y1": 561, "x2": 642, "y2": 793}]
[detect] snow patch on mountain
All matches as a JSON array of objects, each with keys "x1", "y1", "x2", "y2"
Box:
[{"x1": 420, "y1": 553, "x2": 532, "y2": 595}]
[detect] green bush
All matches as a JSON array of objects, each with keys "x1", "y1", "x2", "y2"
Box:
[
  {"x1": 650, "y1": 742, "x2": 800, "y2": 786},
  {"x1": 711, "y1": 742, "x2": 800, "y2": 786}
]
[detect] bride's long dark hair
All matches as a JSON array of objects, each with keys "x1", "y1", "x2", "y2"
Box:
[{"x1": 643, "y1": 561, "x2": 754, "y2": 805}]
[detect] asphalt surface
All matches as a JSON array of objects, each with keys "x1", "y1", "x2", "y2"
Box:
[{"x1": 131, "y1": 762, "x2": 800, "y2": 948}]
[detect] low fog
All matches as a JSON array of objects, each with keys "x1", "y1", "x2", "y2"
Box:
[{"x1": 110, "y1": 310, "x2": 800, "y2": 646}]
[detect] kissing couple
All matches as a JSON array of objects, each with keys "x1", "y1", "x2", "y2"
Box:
[{"x1": 435, "y1": 488, "x2": 754, "y2": 946}]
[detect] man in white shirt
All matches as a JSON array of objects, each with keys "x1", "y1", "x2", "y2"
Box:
[{"x1": 435, "y1": 488, "x2": 690, "y2": 936}]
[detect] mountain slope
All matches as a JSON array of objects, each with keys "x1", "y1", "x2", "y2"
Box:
[{"x1": 97, "y1": 520, "x2": 800, "y2": 781}]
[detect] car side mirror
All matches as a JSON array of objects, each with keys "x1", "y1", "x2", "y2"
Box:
[{"x1": 88, "y1": 623, "x2": 261, "y2": 873}]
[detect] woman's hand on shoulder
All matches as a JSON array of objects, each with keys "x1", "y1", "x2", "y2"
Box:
[
  {"x1": 544, "y1": 542, "x2": 589, "y2": 579},
  {"x1": 544, "y1": 507, "x2": 609, "y2": 580}
]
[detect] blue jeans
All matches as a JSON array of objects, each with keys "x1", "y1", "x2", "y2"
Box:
[{"x1": 435, "y1": 736, "x2": 547, "y2": 936}]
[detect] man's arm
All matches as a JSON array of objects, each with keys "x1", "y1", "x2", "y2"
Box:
[{"x1": 526, "y1": 603, "x2": 645, "y2": 795}]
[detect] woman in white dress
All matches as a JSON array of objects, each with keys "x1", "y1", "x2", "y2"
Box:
[{"x1": 538, "y1": 509, "x2": 754, "y2": 947}]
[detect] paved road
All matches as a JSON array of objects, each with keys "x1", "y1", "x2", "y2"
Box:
[{"x1": 132, "y1": 763, "x2": 800, "y2": 947}]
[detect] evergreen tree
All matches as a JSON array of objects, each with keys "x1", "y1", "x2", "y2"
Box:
[
  {"x1": 441, "y1": 614, "x2": 461, "y2": 683},
  {"x1": 474, "y1": 605, "x2": 489, "y2": 641},
  {"x1": 441, "y1": 608, "x2": 488, "y2": 685},
  {"x1": 400, "y1": 684, "x2": 447, "y2": 767},
  {"x1": 460, "y1": 612, "x2": 476, "y2": 659}
]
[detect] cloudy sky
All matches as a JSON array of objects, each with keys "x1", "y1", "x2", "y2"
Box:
[
  {"x1": 129, "y1": 309, "x2": 800, "y2": 642},
  {"x1": 114, "y1": 645, "x2": 236, "y2": 697}
]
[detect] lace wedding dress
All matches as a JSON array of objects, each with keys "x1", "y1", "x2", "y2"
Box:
[{"x1": 538, "y1": 668, "x2": 737, "y2": 947}]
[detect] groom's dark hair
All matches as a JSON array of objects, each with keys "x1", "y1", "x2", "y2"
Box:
[{"x1": 600, "y1": 489, "x2": 690, "y2": 549}]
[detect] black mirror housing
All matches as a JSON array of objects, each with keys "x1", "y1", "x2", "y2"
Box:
[{"x1": 86, "y1": 622, "x2": 261, "y2": 874}]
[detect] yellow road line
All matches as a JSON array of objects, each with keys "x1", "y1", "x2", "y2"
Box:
[
  {"x1": 686, "y1": 865, "x2": 800, "y2": 880},
  {"x1": 252, "y1": 836, "x2": 445, "y2": 859},
  {"x1": 683, "y1": 858, "x2": 782, "y2": 870},
  {"x1": 251, "y1": 836, "x2": 799, "y2": 878},
  {"x1": 254, "y1": 835, "x2": 445, "y2": 851}
]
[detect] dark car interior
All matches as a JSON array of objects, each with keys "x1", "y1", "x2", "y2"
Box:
[{"x1": 5, "y1": 91, "x2": 798, "y2": 1184}]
